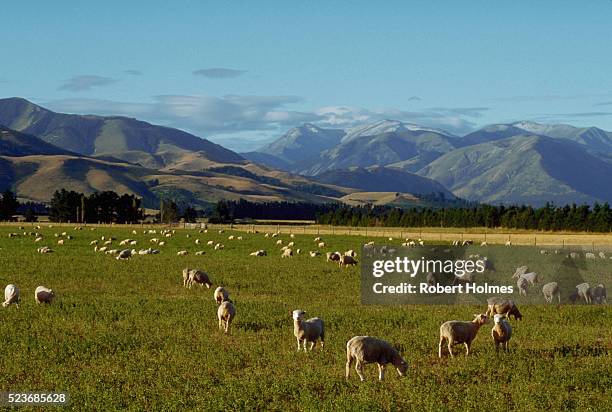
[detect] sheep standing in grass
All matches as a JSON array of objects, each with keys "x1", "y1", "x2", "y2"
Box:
[
  {"x1": 35, "y1": 286, "x2": 55, "y2": 304},
  {"x1": 318, "y1": 242, "x2": 326, "y2": 248},
  {"x1": 591, "y1": 284, "x2": 607, "y2": 304},
  {"x1": 345, "y1": 336, "x2": 408, "y2": 381},
  {"x1": 309, "y1": 251, "x2": 320, "y2": 257},
  {"x1": 517, "y1": 277, "x2": 529, "y2": 296},
  {"x1": 339, "y1": 255, "x2": 357, "y2": 267},
  {"x1": 326, "y1": 252, "x2": 341, "y2": 262},
  {"x1": 116, "y1": 249, "x2": 132, "y2": 260},
  {"x1": 177, "y1": 250, "x2": 189, "y2": 256},
  {"x1": 439, "y1": 314, "x2": 488, "y2": 358},
  {"x1": 292, "y1": 310, "x2": 325, "y2": 351},
  {"x1": 214, "y1": 286, "x2": 229, "y2": 304},
  {"x1": 250, "y1": 250, "x2": 267, "y2": 256},
  {"x1": 486, "y1": 298, "x2": 523, "y2": 320},
  {"x1": 282, "y1": 248, "x2": 293, "y2": 258},
  {"x1": 519, "y1": 272, "x2": 539, "y2": 286},
  {"x1": 576, "y1": 283, "x2": 592, "y2": 304},
  {"x1": 542, "y1": 282, "x2": 561, "y2": 303},
  {"x1": 491, "y1": 314, "x2": 512, "y2": 351},
  {"x1": 511, "y1": 266, "x2": 529, "y2": 279},
  {"x1": 187, "y1": 269, "x2": 213, "y2": 289},
  {"x1": 3, "y1": 284, "x2": 19, "y2": 308},
  {"x1": 217, "y1": 301, "x2": 236, "y2": 333}
]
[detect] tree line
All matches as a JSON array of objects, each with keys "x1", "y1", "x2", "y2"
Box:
[{"x1": 315, "y1": 203, "x2": 612, "y2": 232}]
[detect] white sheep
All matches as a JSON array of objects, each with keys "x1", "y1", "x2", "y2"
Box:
[
  {"x1": 318, "y1": 242, "x2": 326, "y2": 248},
  {"x1": 37, "y1": 246, "x2": 53, "y2": 254},
  {"x1": 287, "y1": 241, "x2": 295, "y2": 247},
  {"x1": 309, "y1": 251, "x2": 320, "y2": 257},
  {"x1": 438, "y1": 314, "x2": 488, "y2": 358},
  {"x1": 345, "y1": 250, "x2": 356, "y2": 257},
  {"x1": 250, "y1": 250, "x2": 267, "y2": 256},
  {"x1": 292, "y1": 310, "x2": 325, "y2": 352},
  {"x1": 186, "y1": 269, "x2": 213, "y2": 289},
  {"x1": 585, "y1": 252, "x2": 596, "y2": 259},
  {"x1": 345, "y1": 336, "x2": 408, "y2": 381},
  {"x1": 519, "y1": 272, "x2": 538, "y2": 286},
  {"x1": 214, "y1": 243, "x2": 224, "y2": 250},
  {"x1": 511, "y1": 266, "x2": 529, "y2": 279},
  {"x1": 486, "y1": 298, "x2": 523, "y2": 320},
  {"x1": 217, "y1": 301, "x2": 236, "y2": 334},
  {"x1": 195, "y1": 250, "x2": 206, "y2": 255},
  {"x1": 576, "y1": 283, "x2": 592, "y2": 304},
  {"x1": 276, "y1": 239, "x2": 283, "y2": 246},
  {"x1": 3, "y1": 284, "x2": 19, "y2": 308},
  {"x1": 195, "y1": 239, "x2": 201, "y2": 245},
  {"x1": 314, "y1": 237, "x2": 321, "y2": 242},
  {"x1": 35, "y1": 286, "x2": 55, "y2": 304},
  {"x1": 282, "y1": 248, "x2": 293, "y2": 258},
  {"x1": 491, "y1": 314, "x2": 512, "y2": 351},
  {"x1": 326, "y1": 251, "x2": 341, "y2": 262},
  {"x1": 207, "y1": 240, "x2": 214, "y2": 246},
  {"x1": 177, "y1": 250, "x2": 189, "y2": 256},
  {"x1": 542, "y1": 282, "x2": 561, "y2": 303},
  {"x1": 214, "y1": 286, "x2": 229, "y2": 304}
]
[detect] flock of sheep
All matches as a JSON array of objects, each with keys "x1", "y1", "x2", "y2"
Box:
[{"x1": 1, "y1": 226, "x2": 610, "y2": 382}]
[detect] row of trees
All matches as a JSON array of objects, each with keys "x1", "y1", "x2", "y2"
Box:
[
  {"x1": 210, "y1": 199, "x2": 335, "y2": 223},
  {"x1": 0, "y1": 190, "x2": 19, "y2": 221},
  {"x1": 315, "y1": 203, "x2": 612, "y2": 232},
  {"x1": 49, "y1": 189, "x2": 144, "y2": 223}
]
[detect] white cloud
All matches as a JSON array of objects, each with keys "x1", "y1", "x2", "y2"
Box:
[{"x1": 58, "y1": 75, "x2": 117, "y2": 92}]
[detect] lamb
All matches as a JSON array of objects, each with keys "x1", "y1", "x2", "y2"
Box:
[
  {"x1": 250, "y1": 250, "x2": 267, "y2": 256},
  {"x1": 57, "y1": 239, "x2": 65, "y2": 245},
  {"x1": 217, "y1": 301, "x2": 236, "y2": 333},
  {"x1": 282, "y1": 248, "x2": 293, "y2": 258},
  {"x1": 326, "y1": 251, "x2": 341, "y2": 262},
  {"x1": 214, "y1": 286, "x2": 229, "y2": 304},
  {"x1": 486, "y1": 298, "x2": 523, "y2": 321},
  {"x1": 186, "y1": 269, "x2": 213, "y2": 289},
  {"x1": 292, "y1": 310, "x2": 325, "y2": 352},
  {"x1": 576, "y1": 282, "x2": 592, "y2": 304},
  {"x1": 309, "y1": 251, "x2": 321, "y2": 257},
  {"x1": 228, "y1": 235, "x2": 235, "y2": 240},
  {"x1": 517, "y1": 277, "x2": 529, "y2": 296},
  {"x1": 438, "y1": 314, "x2": 488, "y2": 358},
  {"x1": 116, "y1": 249, "x2": 132, "y2": 260},
  {"x1": 591, "y1": 284, "x2": 607, "y2": 304},
  {"x1": 35, "y1": 286, "x2": 55, "y2": 304},
  {"x1": 542, "y1": 282, "x2": 561, "y2": 303},
  {"x1": 3, "y1": 284, "x2": 19, "y2": 308},
  {"x1": 177, "y1": 250, "x2": 189, "y2": 256},
  {"x1": 339, "y1": 254, "x2": 357, "y2": 267},
  {"x1": 491, "y1": 314, "x2": 512, "y2": 351},
  {"x1": 345, "y1": 336, "x2": 408, "y2": 381}
]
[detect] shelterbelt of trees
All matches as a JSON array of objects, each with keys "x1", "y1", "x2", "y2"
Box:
[{"x1": 214, "y1": 199, "x2": 612, "y2": 232}]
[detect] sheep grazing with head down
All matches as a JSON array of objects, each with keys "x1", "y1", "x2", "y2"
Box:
[
  {"x1": 542, "y1": 282, "x2": 561, "y2": 303},
  {"x1": 591, "y1": 284, "x2": 607, "y2": 304},
  {"x1": 214, "y1": 286, "x2": 229, "y2": 304},
  {"x1": 517, "y1": 277, "x2": 529, "y2": 296},
  {"x1": 486, "y1": 298, "x2": 523, "y2": 321},
  {"x1": 575, "y1": 283, "x2": 592, "y2": 304},
  {"x1": 491, "y1": 314, "x2": 512, "y2": 351},
  {"x1": 345, "y1": 336, "x2": 408, "y2": 382},
  {"x1": 217, "y1": 301, "x2": 236, "y2": 334},
  {"x1": 438, "y1": 314, "x2": 488, "y2": 358},
  {"x1": 35, "y1": 286, "x2": 55, "y2": 304},
  {"x1": 184, "y1": 269, "x2": 213, "y2": 289},
  {"x1": 326, "y1": 252, "x2": 341, "y2": 262},
  {"x1": 339, "y1": 254, "x2": 357, "y2": 267},
  {"x1": 3, "y1": 284, "x2": 20, "y2": 308},
  {"x1": 292, "y1": 309, "x2": 325, "y2": 352},
  {"x1": 281, "y1": 248, "x2": 293, "y2": 258}
]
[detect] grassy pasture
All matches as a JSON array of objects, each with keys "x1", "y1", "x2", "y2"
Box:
[{"x1": 0, "y1": 226, "x2": 610, "y2": 411}]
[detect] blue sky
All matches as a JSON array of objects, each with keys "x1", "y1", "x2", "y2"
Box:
[{"x1": 2, "y1": 1, "x2": 612, "y2": 151}]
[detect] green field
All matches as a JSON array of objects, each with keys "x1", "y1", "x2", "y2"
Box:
[{"x1": 0, "y1": 226, "x2": 610, "y2": 411}]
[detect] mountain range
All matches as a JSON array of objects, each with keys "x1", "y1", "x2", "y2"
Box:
[
  {"x1": 2, "y1": 97, "x2": 612, "y2": 208},
  {"x1": 245, "y1": 119, "x2": 612, "y2": 206}
]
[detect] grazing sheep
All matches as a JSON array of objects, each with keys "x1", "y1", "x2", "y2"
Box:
[
  {"x1": 237, "y1": 236, "x2": 243, "y2": 241},
  {"x1": 106, "y1": 249, "x2": 119, "y2": 255},
  {"x1": 37, "y1": 246, "x2": 53, "y2": 254},
  {"x1": 517, "y1": 277, "x2": 529, "y2": 296},
  {"x1": 345, "y1": 336, "x2": 408, "y2": 381},
  {"x1": 568, "y1": 252, "x2": 580, "y2": 259},
  {"x1": 292, "y1": 310, "x2": 325, "y2": 352},
  {"x1": 586, "y1": 252, "x2": 596, "y2": 259},
  {"x1": 576, "y1": 283, "x2": 592, "y2": 304},
  {"x1": 519, "y1": 272, "x2": 539, "y2": 286},
  {"x1": 195, "y1": 250, "x2": 206, "y2": 255},
  {"x1": 214, "y1": 243, "x2": 224, "y2": 250},
  {"x1": 491, "y1": 314, "x2": 512, "y2": 351},
  {"x1": 186, "y1": 269, "x2": 213, "y2": 289},
  {"x1": 250, "y1": 250, "x2": 267, "y2": 256},
  {"x1": 3, "y1": 284, "x2": 19, "y2": 308},
  {"x1": 228, "y1": 235, "x2": 235, "y2": 240},
  {"x1": 214, "y1": 286, "x2": 229, "y2": 304},
  {"x1": 486, "y1": 298, "x2": 523, "y2": 321},
  {"x1": 345, "y1": 250, "x2": 356, "y2": 257},
  {"x1": 177, "y1": 250, "x2": 189, "y2": 256},
  {"x1": 480, "y1": 241, "x2": 488, "y2": 246},
  {"x1": 318, "y1": 242, "x2": 326, "y2": 248},
  {"x1": 309, "y1": 251, "x2": 321, "y2": 257},
  {"x1": 314, "y1": 237, "x2": 321, "y2": 242},
  {"x1": 290, "y1": 234, "x2": 295, "y2": 238},
  {"x1": 207, "y1": 240, "x2": 214, "y2": 246},
  {"x1": 599, "y1": 252, "x2": 606, "y2": 259},
  {"x1": 217, "y1": 301, "x2": 236, "y2": 333},
  {"x1": 511, "y1": 266, "x2": 529, "y2": 279},
  {"x1": 339, "y1": 254, "x2": 357, "y2": 267},
  {"x1": 34, "y1": 237, "x2": 43, "y2": 242},
  {"x1": 287, "y1": 241, "x2": 295, "y2": 248},
  {"x1": 542, "y1": 282, "x2": 561, "y2": 303},
  {"x1": 326, "y1": 251, "x2": 341, "y2": 262},
  {"x1": 439, "y1": 314, "x2": 488, "y2": 358},
  {"x1": 158, "y1": 241, "x2": 166, "y2": 246},
  {"x1": 591, "y1": 284, "x2": 607, "y2": 304},
  {"x1": 34, "y1": 286, "x2": 55, "y2": 304},
  {"x1": 505, "y1": 241, "x2": 512, "y2": 247},
  {"x1": 116, "y1": 249, "x2": 132, "y2": 260},
  {"x1": 282, "y1": 248, "x2": 293, "y2": 258},
  {"x1": 276, "y1": 239, "x2": 283, "y2": 246},
  {"x1": 195, "y1": 239, "x2": 201, "y2": 245}
]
